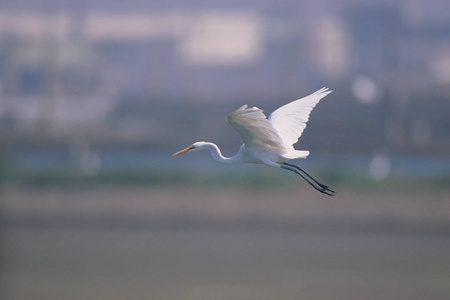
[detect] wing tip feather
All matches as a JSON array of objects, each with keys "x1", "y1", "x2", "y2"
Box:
[{"x1": 316, "y1": 87, "x2": 333, "y2": 95}]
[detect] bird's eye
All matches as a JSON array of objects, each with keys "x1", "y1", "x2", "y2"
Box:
[{"x1": 190, "y1": 146, "x2": 195, "y2": 150}]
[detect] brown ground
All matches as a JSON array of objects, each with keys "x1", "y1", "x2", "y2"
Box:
[{"x1": 1, "y1": 183, "x2": 450, "y2": 299}]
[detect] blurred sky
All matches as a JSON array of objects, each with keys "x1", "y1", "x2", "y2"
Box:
[{"x1": 0, "y1": 0, "x2": 449, "y2": 158}]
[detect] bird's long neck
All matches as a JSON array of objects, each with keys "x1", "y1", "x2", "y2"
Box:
[{"x1": 202, "y1": 142, "x2": 241, "y2": 164}]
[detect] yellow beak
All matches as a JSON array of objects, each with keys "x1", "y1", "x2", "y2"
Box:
[{"x1": 171, "y1": 146, "x2": 191, "y2": 157}]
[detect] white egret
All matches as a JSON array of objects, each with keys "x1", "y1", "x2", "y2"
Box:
[{"x1": 172, "y1": 87, "x2": 335, "y2": 196}]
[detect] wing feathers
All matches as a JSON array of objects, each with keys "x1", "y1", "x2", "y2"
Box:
[
  {"x1": 226, "y1": 87, "x2": 332, "y2": 151},
  {"x1": 268, "y1": 87, "x2": 332, "y2": 148},
  {"x1": 226, "y1": 105, "x2": 284, "y2": 148}
]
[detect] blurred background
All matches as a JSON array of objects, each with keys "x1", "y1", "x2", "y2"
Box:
[{"x1": 1, "y1": 0, "x2": 450, "y2": 299}]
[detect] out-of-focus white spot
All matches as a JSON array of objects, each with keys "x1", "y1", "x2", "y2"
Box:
[
  {"x1": 369, "y1": 154, "x2": 391, "y2": 181},
  {"x1": 352, "y1": 75, "x2": 379, "y2": 104},
  {"x1": 430, "y1": 50, "x2": 450, "y2": 85},
  {"x1": 68, "y1": 135, "x2": 101, "y2": 176}
]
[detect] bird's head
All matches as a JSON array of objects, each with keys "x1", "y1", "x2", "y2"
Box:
[{"x1": 171, "y1": 141, "x2": 206, "y2": 157}]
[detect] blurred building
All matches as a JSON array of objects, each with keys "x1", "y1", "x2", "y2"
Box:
[{"x1": 0, "y1": 0, "x2": 449, "y2": 154}]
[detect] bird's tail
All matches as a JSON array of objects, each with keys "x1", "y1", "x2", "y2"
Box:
[{"x1": 282, "y1": 150, "x2": 309, "y2": 160}]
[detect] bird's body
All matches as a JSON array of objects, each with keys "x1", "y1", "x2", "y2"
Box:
[{"x1": 172, "y1": 87, "x2": 335, "y2": 195}]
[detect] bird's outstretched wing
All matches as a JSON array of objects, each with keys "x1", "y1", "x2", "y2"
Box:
[
  {"x1": 268, "y1": 87, "x2": 332, "y2": 148},
  {"x1": 226, "y1": 105, "x2": 284, "y2": 148}
]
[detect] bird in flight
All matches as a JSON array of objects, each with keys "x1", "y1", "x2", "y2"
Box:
[{"x1": 172, "y1": 87, "x2": 335, "y2": 196}]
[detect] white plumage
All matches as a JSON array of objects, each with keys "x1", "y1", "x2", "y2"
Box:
[
  {"x1": 269, "y1": 87, "x2": 332, "y2": 149},
  {"x1": 172, "y1": 87, "x2": 335, "y2": 195},
  {"x1": 226, "y1": 105, "x2": 284, "y2": 149}
]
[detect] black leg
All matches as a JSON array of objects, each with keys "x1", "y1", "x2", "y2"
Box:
[
  {"x1": 281, "y1": 164, "x2": 334, "y2": 196},
  {"x1": 282, "y1": 162, "x2": 335, "y2": 193},
  {"x1": 283, "y1": 162, "x2": 327, "y2": 187}
]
